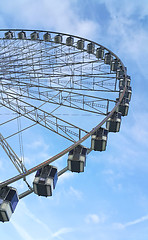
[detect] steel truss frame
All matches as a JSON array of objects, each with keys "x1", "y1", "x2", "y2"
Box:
[{"x1": 0, "y1": 29, "x2": 128, "y2": 199}]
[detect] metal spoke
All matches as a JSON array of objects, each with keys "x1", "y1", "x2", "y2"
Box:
[
  {"x1": 0, "y1": 132, "x2": 32, "y2": 191},
  {"x1": 0, "y1": 132, "x2": 27, "y2": 173}
]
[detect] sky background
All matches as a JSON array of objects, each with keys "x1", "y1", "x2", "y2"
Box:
[{"x1": 0, "y1": 0, "x2": 148, "y2": 239}]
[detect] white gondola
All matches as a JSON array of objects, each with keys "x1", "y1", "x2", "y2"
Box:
[
  {"x1": 0, "y1": 186, "x2": 19, "y2": 222},
  {"x1": 116, "y1": 98, "x2": 129, "y2": 116},
  {"x1": 96, "y1": 47, "x2": 104, "y2": 60},
  {"x1": 66, "y1": 36, "x2": 74, "y2": 46},
  {"x1": 30, "y1": 31, "x2": 39, "y2": 40},
  {"x1": 91, "y1": 127, "x2": 108, "y2": 151},
  {"x1": 77, "y1": 39, "x2": 84, "y2": 50},
  {"x1": 104, "y1": 53, "x2": 112, "y2": 65},
  {"x1": 33, "y1": 165, "x2": 58, "y2": 197},
  {"x1": 54, "y1": 34, "x2": 62, "y2": 44},
  {"x1": 43, "y1": 32, "x2": 51, "y2": 42},
  {"x1": 5, "y1": 31, "x2": 13, "y2": 39},
  {"x1": 106, "y1": 111, "x2": 122, "y2": 132},
  {"x1": 119, "y1": 86, "x2": 132, "y2": 102},
  {"x1": 18, "y1": 31, "x2": 26, "y2": 40},
  {"x1": 87, "y1": 42, "x2": 95, "y2": 54},
  {"x1": 110, "y1": 59, "x2": 119, "y2": 72},
  {"x1": 68, "y1": 145, "x2": 87, "y2": 173}
]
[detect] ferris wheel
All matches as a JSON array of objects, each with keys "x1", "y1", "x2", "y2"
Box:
[{"x1": 0, "y1": 29, "x2": 132, "y2": 222}]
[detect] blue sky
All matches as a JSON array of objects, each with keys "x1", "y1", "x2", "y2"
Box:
[{"x1": 0, "y1": 0, "x2": 148, "y2": 239}]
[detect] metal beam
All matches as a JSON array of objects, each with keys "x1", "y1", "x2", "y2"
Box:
[
  {"x1": 0, "y1": 132, "x2": 33, "y2": 191},
  {"x1": 0, "y1": 132, "x2": 27, "y2": 173}
]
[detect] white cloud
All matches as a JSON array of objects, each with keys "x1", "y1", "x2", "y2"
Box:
[
  {"x1": 126, "y1": 111, "x2": 148, "y2": 147},
  {"x1": 12, "y1": 180, "x2": 26, "y2": 192},
  {"x1": 11, "y1": 220, "x2": 34, "y2": 240},
  {"x1": 19, "y1": 201, "x2": 53, "y2": 234},
  {"x1": 85, "y1": 213, "x2": 106, "y2": 224},
  {"x1": 69, "y1": 186, "x2": 83, "y2": 200},
  {"x1": 96, "y1": 0, "x2": 148, "y2": 77},
  {"x1": 85, "y1": 214, "x2": 100, "y2": 224},
  {"x1": 125, "y1": 215, "x2": 148, "y2": 227},
  {"x1": 112, "y1": 222, "x2": 125, "y2": 230},
  {"x1": 0, "y1": 0, "x2": 99, "y2": 39},
  {"x1": 52, "y1": 185, "x2": 83, "y2": 204},
  {"x1": 58, "y1": 171, "x2": 73, "y2": 184},
  {"x1": 99, "y1": 0, "x2": 148, "y2": 19},
  {"x1": 52, "y1": 227, "x2": 74, "y2": 239},
  {"x1": 10, "y1": 200, "x2": 55, "y2": 240},
  {"x1": 23, "y1": 136, "x2": 53, "y2": 167},
  {"x1": 102, "y1": 168, "x2": 123, "y2": 191},
  {"x1": 26, "y1": 137, "x2": 49, "y2": 151},
  {"x1": 113, "y1": 214, "x2": 148, "y2": 229},
  {"x1": 23, "y1": 156, "x2": 32, "y2": 165}
]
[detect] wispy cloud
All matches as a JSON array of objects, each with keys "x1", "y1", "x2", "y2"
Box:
[
  {"x1": 20, "y1": 201, "x2": 53, "y2": 235},
  {"x1": 10, "y1": 200, "x2": 54, "y2": 240},
  {"x1": 52, "y1": 227, "x2": 74, "y2": 239},
  {"x1": 97, "y1": 0, "x2": 148, "y2": 78},
  {"x1": 113, "y1": 214, "x2": 148, "y2": 229},
  {"x1": 0, "y1": 0, "x2": 99, "y2": 39},
  {"x1": 102, "y1": 168, "x2": 123, "y2": 191},
  {"x1": 58, "y1": 171, "x2": 74, "y2": 184},
  {"x1": 85, "y1": 213, "x2": 106, "y2": 224},
  {"x1": 11, "y1": 200, "x2": 75, "y2": 240},
  {"x1": 52, "y1": 185, "x2": 83, "y2": 206},
  {"x1": 11, "y1": 220, "x2": 34, "y2": 240},
  {"x1": 69, "y1": 186, "x2": 83, "y2": 200},
  {"x1": 85, "y1": 214, "x2": 100, "y2": 224},
  {"x1": 24, "y1": 136, "x2": 53, "y2": 167},
  {"x1": 26, "y1": 137, "x2": 49, "y2": 151},
  {"x1": 126, "y1": 112, "x2": 148, "y2": 147}
]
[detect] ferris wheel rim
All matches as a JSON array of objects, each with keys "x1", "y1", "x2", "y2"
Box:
[{"x1": 0, "y1": 28, "x2": 128, "y2": 188}]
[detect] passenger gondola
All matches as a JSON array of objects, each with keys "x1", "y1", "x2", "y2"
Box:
[
  {"x1": 54, "y1": 34, "x2": 62, "y2": 43},
  {"x1": 119, "y1": 77, "x2": 131, "y2": 88},
  {"x1": 96, "y1": 47, "x2": 104, "y2": 60},
  {"x1": 43, "y1": 32, "x2": 51, "y2": 42},
  {"x1": 91, "y1": 127, "x2": 108, "y2": 151},
  {"x1": 0, "y1": 186, "x2": 19, "y2": 222},
  {"x1": 30, "y1": 31, "x2": 39, "y2": 40},
  {"x1": 68, "y1": 145, "x2": 87, "y2": 173},
  {"x1": 119, "y1": 85, "x2": 132, "y2": 102},
  {"x1": 104, "y1": 52, "x2": 112, "y2": 65},
  {"x1": 66, "y1": 36, "x2": 74, "y2": 46},
  {"x1": 111, "y1": 59, "x2": 119, "y2": 72},
  {"x1": 116, "y1": 98, "x2": 129, "y2": 116},
  {"x1": 18, "y1": 31, "x2": 26, "y2": 40},
  {"x1": 106, "y1": 111, "x2": 122, "y2": 132},
  {"x1": 5, "y1": 31, "x2": 13, "y2": 39},
  {"x1": 33, "y1": 165, "x2": 58, "y2": 197},
  {"x1": 116, "y1": 68, "x2": 125, "y2": 79},
  {"x1": 87, "y1": 43, "x2": 95, "y2": 54},
  {"x1": 77, "y1": 39, "x2": 84, "y2": 50}
]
